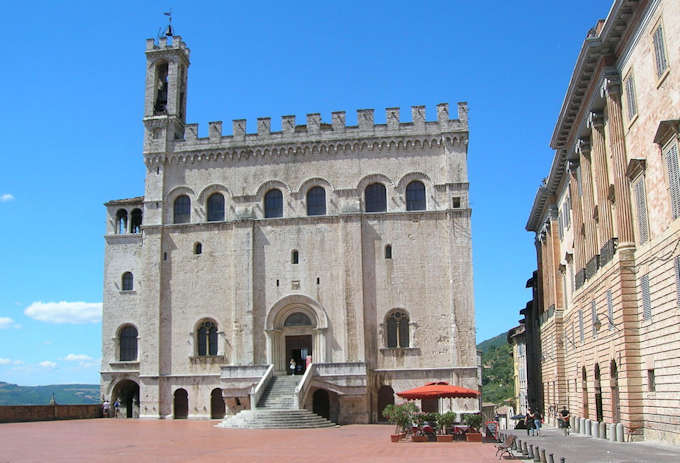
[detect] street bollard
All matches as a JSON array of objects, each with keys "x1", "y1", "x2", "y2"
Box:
[
  {"x1": 528, "y1": 444, "x2": 534, "y2": 459},
  {"x1": 570, "y1": 415, "x2": 576, "y2": 432},
  {"x1": 560, "y1": 458, "x2": 566, "y2": 463},
  {"x1": 616, "y1": 423, "x2": 624, "y2": 443},
  {"x1": 540, "y1": 448, "x2": 547, "y2": 463},
  {"x1": 523, "y1": 440, "x2": 529, "y2": 455},
  {"x1": 533, "y1": 446, "x2": 541, "y2": 462},
  {"x1": 608, "y1": 423, "x2": 616, "y2": 441},
  {"x1": 585, "y1": 419, "x2": 592, "y2": 436},
  {"x1": 592, "y1": 420, "x2": 599, "y2": 438},
  {"x1": 548, "y1": 453, "x2": 555, "y2": 463},
  {"x1": 599, "y1": 421, "x2": 606, "y2": 439}
]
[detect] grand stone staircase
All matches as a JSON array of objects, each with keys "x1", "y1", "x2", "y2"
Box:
[{"x1": 218, "y1": 375, "x2": 336, "y2": 429}]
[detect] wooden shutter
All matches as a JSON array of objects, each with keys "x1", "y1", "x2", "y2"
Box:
[
  {"x1": 579, "y1": 310, "x2": 584, "y2": 342},
  {"x1": 653, "y1": 25, "x2": 668, "y2": 78},
  {"x1": 625, "y1": 75, "x2": 637, "y2": 120},
  {"x1": 591, "y1": 300, "x2": 598, "y2": 336},
  {"x1": 665, "y1": 144, "x2": 680, "y2": 219},
  {"x1": 607, "y1": 290, "x2": 614, "y2": 330},
  {"x1": 641, "y1": 274, "x2": 651, "y2": 320},
  {"x1": 634, "y1": 177, "x2": 649, "y2": 244}
]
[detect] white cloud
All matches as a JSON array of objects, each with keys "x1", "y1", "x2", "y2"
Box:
[
  {"x1": 64, "y1": 354, "x2": 93, "y2": 361},
  {"x1": 13, "y1": 360, "x2": 23, "y2": 365},
  {"x1": 39, "y1": 361, "x2": 57, "y2": 368},
  {"x1": 0, "y1": 317, "x2": 15, "y2": 329},
  {"x1": 0, "y1": 358, "x2": 10, "y2": 365},
  {"x1": 24, "y1": 301, "x2": 102, "y2": 324},
  {"x1": 0, "y1": 193, "x2": 14, "y2": 202}
]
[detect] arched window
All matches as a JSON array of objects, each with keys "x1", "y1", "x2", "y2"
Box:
[
  {"x1": 194, "y1": 242, "x2": 202, "y2": 255},
  {"x1": 197, "y1": 320, "x2": 218, "y2": 356},
  {"x1": 130, "y1": 209, "x2": 143, "y2": 233},
  {"x1": 385, "y1": 244, "x2": 392, "y2": 259},
  {"x1": 119, "y1": 325, "x2": 138, "y2": 361},
  {"x1": 116, "y1": 209, "x2": 128, "y2": 234},
  {"x1": 386, "y1": 311, "x2": 409, "y2": 348},
  {"x1": 284, "y1": 312, "x2": 312, "y2": 326},
  {"x1": 291, "y1": 250, "x2": 299, "y2": 264},
  {"x1": 154, "y1": 62, "x2": 169, "y2": 115},
  {"x1": 122, "y1": 272, "x2": 134, "y2": 291},
  {"x1": 365, "y1": 183, "x2": 387, "y2": 212},
  {"x1": 206, "y1": 193, "x2": 225, "y2": 222},
  {"x1": 306, "y1": 186, "x2": 326, "y2": 216},
  {"x1": 405, "y1": 180, "x2": 426, "y2": 211},
  {"x1": 264, "y1": 189, "x2": 283, "y2": 218},
  {"x1": 173, "y1": 195, "x2": 191, "y2": 224}
]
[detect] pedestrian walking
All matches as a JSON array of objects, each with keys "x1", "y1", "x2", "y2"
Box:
[{"x1": 558, "y1": 406, "x2": 571, "y2": 436}]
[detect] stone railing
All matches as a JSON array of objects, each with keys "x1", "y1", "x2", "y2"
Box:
[
  {"x1": 0, "y1": 404, "x2": 102, "y2": 423},
  {"x1": 249, "y1": 364, "x2": 274, "y2": 410},
  {"x1": 295, "y1": 363, "x2": 316, "y2": 410}
]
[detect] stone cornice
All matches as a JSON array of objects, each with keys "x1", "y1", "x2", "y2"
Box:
[
  {"x1": 104, "y1": 234, "x2": 143, "y2": 245},
  {"x1": 144, "y1": 131, "x2": 468, "y2": 166}
]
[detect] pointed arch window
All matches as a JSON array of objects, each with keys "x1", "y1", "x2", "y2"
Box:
[
  {"x1": 121, "y1": 272, "x2": 134, "y2": 291},
  {"x1": 264, "y1": 189, "x2": 283, "y2": 218},
  {"x1": 291, "y1": 250, "x2": 299, "y2": 264},
  {"x1": 385, "y1": 244, "x2": 392, "y2": 259},
  {"x1": 197, "y1": 320, "x2": 218, "y2": 356},
  {"x1": 386, "y1": 310, "x2": 409, "y2": 348},
  {"x1": 173, "y1": 195, "x2": 191, "y2": 224},
  {"x1": 406, "y1": 180, "x2": 426, "y2": 211},
  {"x1": 207, "y1": 193, "x2": 225, "y2": 222},
  {"x1": 119, "y1": 325, "x2": 138, "y2": 361},
  {"x1": 365, "y1": 183, "x2": 386, "y2": 212},
  {"x1": 306, "y1": 186, "x2": 326, "y2": 216}
]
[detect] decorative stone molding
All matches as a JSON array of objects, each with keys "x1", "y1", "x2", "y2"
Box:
[
  {"x1": 653, "y1": 119, "x2": 680, "y2": 147},
  {"x1": 587, "y1": 111, "x2": 604, "y2": 129},
  {"x1": 575, "y1": 137, "x2": 591, "y2": 158},
  {"x1": 600, "y1": 72, "x2": 621, "y2": 98},
  {"x1": 625, "y1": 158, "x2": 647, "y2": 180}
]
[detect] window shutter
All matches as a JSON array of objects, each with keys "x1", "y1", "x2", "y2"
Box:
[
  {"x1": 641, "y1": 274, "x2": 651, "y2": 320},
  {"x1": 653, "y1": 25, "x2": 668, "y2": 78},
  {"x1": 675, "y1": 256, "x2": 680, "y2": 309},
  {"x1": 591, "y1": 300, "x2": 598, "y2": 336},
  {"x1": 558, "y1": 213, "x2": 564, "y2": 240},
  {"x1": 564, "y1": 200, "x2": 570, "y2": 228},
  {"x1": 665, "y1": 144, "x2": 680, "y2": 219},
  {"x1": 625, "y1": 76, "x2": 637, "y2": 120},
  {"x1": 607, "y1": 290, "x2": 614, "y2": 330},
  {"x1": 579, "y1": 310, "x2": 584, "y2": 342},
  {"x1": 634, "y1": 178, "x2": 649, "y2": 244}
]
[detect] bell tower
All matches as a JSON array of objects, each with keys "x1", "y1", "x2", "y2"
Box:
[{"x1": 143, "y1": 34, "x2": 190, "y2": 151}]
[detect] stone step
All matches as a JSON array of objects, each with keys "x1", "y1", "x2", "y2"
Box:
[{"x1": 218, "y1": 408, "x2": 336, "y2": 429}]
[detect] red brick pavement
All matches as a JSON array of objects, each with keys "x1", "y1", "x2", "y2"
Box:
[{"x1": 0, "y1": 420, "x2": 503, "y2": 462}]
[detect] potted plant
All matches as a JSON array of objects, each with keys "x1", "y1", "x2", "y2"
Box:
[
  {"x1": 436, "y1": 411, "x2": 456, "y2": 442},
  {"x1": 462, "y1": 413, "x2": 483, "y2": 442},
  {"x1": 383, "y1": 402, "x2": 418, "y2": 442}
]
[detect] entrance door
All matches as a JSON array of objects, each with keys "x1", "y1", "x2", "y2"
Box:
[{"x1": 286, "y1": 335, "x2": 312, "y2": 374}]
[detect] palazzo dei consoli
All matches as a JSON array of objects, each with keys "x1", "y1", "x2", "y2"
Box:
[{"x1": 100, "y1": 34, "x2": 477, "y2": 424}]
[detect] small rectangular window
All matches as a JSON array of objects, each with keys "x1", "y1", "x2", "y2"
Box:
[
  {"x1": 579, "y1": 310, "x2": 584, "y2": 342},
  {"x1": 664, "y1": 143, "x2": 680, "y2": 219},
  {"x1": 607, "y1": 290, "x2": 614, "y2": 330},
  {"x1": 641, "y1": 274, "x2": 652, "y2": 320},
  {"x1": 633, "y1": 177, "x2": 649, "y2": 244},
  {"x1": 648, "y1": 369, "x2": 656, "y2": 392},
  {"x1": 452, "y1": 197, "x2": 461, "y2": 208},
  {"x1": 624, "y1": 74, "x2": 637, "y2": 121},
  {"x1": 653, "y1": 23, "x2": 668, "y2": 78}
]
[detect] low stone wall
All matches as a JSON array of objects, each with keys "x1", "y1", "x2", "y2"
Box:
[{"x1": 0, "y1": 404, "x2": 102, "y2": 423}]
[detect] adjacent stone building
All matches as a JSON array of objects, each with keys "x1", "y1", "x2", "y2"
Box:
[
  {"x1": 526, "y1": 0, "x2": 680, "y2": 443},
  {"x1": 100, "y1": 34, "x2": 478, "y2": 423}
]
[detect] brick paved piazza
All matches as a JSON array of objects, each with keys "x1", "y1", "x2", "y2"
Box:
[{"x1": 0, "y1": 420, "x2": 502, "y2": 462}]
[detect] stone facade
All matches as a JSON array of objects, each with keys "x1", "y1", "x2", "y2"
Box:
[
  {"x1": 526, "y1": 0, "x2": 680, "y2": 444},
  {"x1": 100, "y1": 35, "x2": 478, "y2": 423}
]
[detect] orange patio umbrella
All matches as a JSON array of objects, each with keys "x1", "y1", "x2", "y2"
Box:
[{"x1": 396, "y1": 381, "x2": 479, "y2": 400}]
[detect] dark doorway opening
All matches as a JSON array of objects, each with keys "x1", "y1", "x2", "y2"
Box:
[
  {"x1": 112, "y1": 379, "x2": 139, "y2": 419},
  {"x1": 313, "y1": 389, "x2": 330, "y2": 419},
  {"x1": 286, "y1": 335, "x2": 312, "y2": 375},
  {"x1": 377, "y1": 385, "x2": 395, "y2": 422},
  {"x1": 594, "y1": 364, "x2": 603, "y2": 422},
  {"x1": 611, "y1": 360, "x2": 620, "y2": 422},
  {"x1": 174, "y1": 388, "x2": 188, "y2": 419},
  {"x1": 211, "y1": 388, "x2": 225, "y2": 419}
]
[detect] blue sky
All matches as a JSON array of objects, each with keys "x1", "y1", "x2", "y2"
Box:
[{"x1": 0, "y1": 1, "x2": 612, "y2": 385}]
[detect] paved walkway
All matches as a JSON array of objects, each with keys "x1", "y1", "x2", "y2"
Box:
[
  {"x1": 0, "y1": 420, "x2": 502, "y2": 462},
  {"x1": 506, "y1": 426, "x2": 680, "y2": 463}
]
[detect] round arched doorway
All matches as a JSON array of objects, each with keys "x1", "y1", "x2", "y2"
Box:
[
  {"x1": 265, "y1": 295, "x2": 328, "y2": 373},
  {"x1": 174, "y1": 388, "x2": 188, "y2": 419},
  {"x1": 377, "y1": 385, "x2": 395, "y2": 422},
  {"x1": 111, "y1": 379, "x2": 139, "y2": 419}
]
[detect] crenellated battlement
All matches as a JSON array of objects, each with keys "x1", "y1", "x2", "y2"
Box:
[
  {"x1": 145, "y1": 35, "x2": 190, "y2": 58},
  {"x1": 173, "y1": 102, "x2": 468, "y2": 151}
]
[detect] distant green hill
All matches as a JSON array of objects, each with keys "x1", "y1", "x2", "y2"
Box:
[
  {"x1": 0, "y1": 382, "x2": 100, "y2": 405},
  {"x1": 477, "y1": 331, "x2": 514, "y2": 405}
]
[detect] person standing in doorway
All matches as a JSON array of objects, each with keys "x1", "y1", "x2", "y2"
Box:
[
  {"x1": 113, "y1": 399, "x2": 120, "y2": 418},
  {"x1": 289, "y1": 358, "x2": 296, "y2": 375}
]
